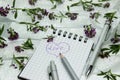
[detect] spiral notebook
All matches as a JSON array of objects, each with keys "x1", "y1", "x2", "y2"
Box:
[{"x1": 18, "y1": 29, "x2": 94, "y2": 80}]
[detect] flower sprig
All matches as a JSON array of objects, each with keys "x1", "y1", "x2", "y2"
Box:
[
  {"x1": 48, "y1": 12, "x2": 67, "y2": 22},
  {"x1": 104, "y1": 12, "x2": 117, "y2": 25},
  {"x1": 84, "y1": 24, "x2": 96, "y2": 38},
  {"x1": 111, "y1": 30, "x2": 120, "y2": 44},
  {"x1": 98, "y1": 70, "x2": 120, "y2": 80},
  {"x1": 90, "y1": 12, "x2": 101, "y2": 22},
  {"x1": 19, "y1": 21, "x2": 47, "y2": 33},
  {"x1": 99, "y1": 44, "x2": 120, "y2": 58},
  {"x1": 11, "y1": 8, "x2": 48, "y2": 21},
  {"x1": 0, "y1": 5, "x2": 10, "y2": 17},
  {"x1": 48, "y1": 11, "x2": 78, "y2": 22},
  {"x1": 15, "y1": 38, "x2": 34, "y2": 52},
  {"x1": 0, "y1": 25, "x2": 7, "y2": 48},
  {"x1": 7, "y1": 27, "x2": 19, "y2": 40},
  {"x1": 10, "y1": 54, "x2": 28, "y2": 70},
  {"x1": 70, "y1": 0, "x2": 102, "y2": 11},
  {"x1": 43, "y1": 35, "x2": 55, "y2": 42}
]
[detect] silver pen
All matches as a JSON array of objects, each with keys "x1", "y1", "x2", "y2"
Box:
[
  {"x1": 48, "y1": 60, "x2": 59, "y2": 80},
  {"x1": 59, "y1": 53, "x2": 79, "y2": 80},
  {"x1": 85, "y1": 22, "x2": 111, "y2": 78}
]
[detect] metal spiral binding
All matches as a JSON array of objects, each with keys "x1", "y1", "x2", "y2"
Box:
[{"x1": 53, "y1": 29, "x2": 88, "y2": 43}]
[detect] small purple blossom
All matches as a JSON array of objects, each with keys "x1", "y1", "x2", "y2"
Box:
[
  {"x1": 15, "y1": 46, "x2": 24, "y2": 52},
  {"x1": 111, "y1": 38, "x2": 120, "y2": 44},
  {"x1": 84, "y1": 24, "x2": 96, "y2": 38},
  {"x1": 41, "y1": 9, "x2": 49, "y2": 16},
  {"x1": 87, "y1": 7, "x2": 94, "y2": 12},
  {"x1": 90, "y1": 13, "x2": 96, "y2": 19},
  {"x1": 46, "y1": 36, "x2": 54, "y2": 42},
  {"x1": 110, "y1": 31, "x2": 120, "y2": 43},
  {"x1": 0, "y1": 41, "x2": 7, "y2": 48},
  {"x1": 28, "y1": 0, "x2": 37, "y2": 5},
  {"x1": 47, "y1": 37, "x2": 54, "y2": 42},
  {"x1": 103, "y1": 2, "x2": 110, "y2": 8},
  {"x1": 37, "y1": 14, "x2": 43, "y2": 20},
  {"x1": 10, "y1": 64, "x2": 17, "y2": 69},
  {"x1": 43, "y1": 35, "x2": 54, "y2": 42},
  {"x1": 65, "y1": 12, "x2": 78, "y2": 20},
  {"x1": 48, "y1": 12, "x2": 55, "y2": 20},
  {"x1": 7, "y1": 28, "x2": 19, "y2": 41},
  {"x1": 0, "y1": 5, "x2": 10, "y2": 17},
  {"x1": 32, "y1": 27, "x2": 40, "y2": 33}
]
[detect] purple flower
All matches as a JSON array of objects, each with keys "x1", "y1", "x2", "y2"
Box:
[
  {"x1": 28, "y1": 0, "x2": 37, "y2": 5},
  {"x1": 15, "y1": 46, "x2": 24, "y2": 52},
  {"x1": 41, "y1": 9, "x2": 49, "y2": 16},
  {"x1": 7, "y1": 28, "x2": 19, "y2": 41},
  {"x1": 43, "y1": 35, "x2": 54, "y2": 42},
  {"x1": 0, "y1": 5, "x2": 10, "y2": 17},
  {"x1": 37, "y1": 14, "x2": 43, "y2": 20},
  {"x1": 87, "y1": 7, "x2": 94, "y2": 12},
  {"x1": 47, "y1": 37, "x2": 54, "y2": 42},
  {"x1": 0, "y1": 41, "x2": 7, "y2": 48},
  {"x1": 111, "y1": 38, "x2": 120, "y2": 44},
  {"x1": 90, "y1": 13, "x2": 96, "y2": 19},
  {"x1": 84, "y1": 25, "x2": 96, "y2": 38},
  {"x1": 48, "y1": 12, "x2": 55, "y2": 20},
  {"x1": 65, "y1": 12, "x2": 78, "y2": 20},
  {"x1": 103, "y1": 2, "x2": 110, "y2": 8},
  {"x1": 32, "y1": 27, "x2": 40, "y2": 33},
  {"x1": 10, "y1": 64, "x2": 17, "y2": 69}
]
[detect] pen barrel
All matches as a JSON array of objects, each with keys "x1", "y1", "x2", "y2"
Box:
[
  {"x1": 50, "y1": 61, "x2": 59, "y2": 80},
  {"x1": 61, "y1": 57, "x2": 79, "y2": 80},
  {"x1": 90, "y1": 24, "x2": 110, "y2": 64},
  {"x1": 51, "y1": 69, "x2": 59, "y2": 80}
]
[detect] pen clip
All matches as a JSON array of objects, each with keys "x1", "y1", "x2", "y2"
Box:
[
  {"x1": 104, "y1": 24, "x2": 111, "y2": 41},
  {"x1": 85, "y1": 65, "x2": 93, "y2": 78},
  {"x1": 47, "y1": 66, "x2": 53, "y2": 80}
]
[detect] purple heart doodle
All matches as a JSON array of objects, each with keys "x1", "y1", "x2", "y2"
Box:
[{"x1": 46, "y1": 42, "x2": 70, "y2": 57}]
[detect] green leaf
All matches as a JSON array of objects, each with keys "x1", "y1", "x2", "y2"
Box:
[
  {"x1": 50, "y1": 25, "x2": 56, "y2": 30},
  {"x1": 12, "y1": 0, "x2": 16, "y2": 8},
  {"x1": 0, "y1": 37, "x2": 6, "y2": 41},
  {"x1": 15, "y1": 57, "x2": 28, "y2": 60},
  {"x1": 67, "y1": 5, "x2": 70, "y2": 12},
  {"x1": 51, "y1": 5, "x2": 57, "y2": 9},
  {"x1": 22, "y1": 38, "x2": 34, "y2": 50},
  {"x1": 110, "y1": 45, "x2": 120, "y2": 54},
  {"x1": 19, "y1": 22, "x2": 27, "y2": 24},
  {"x1": 50, "y1": 0, "x2": 54, "y2": 4},
  {"x1": 98, "y1": 70, "x2": 120, "y2": 80},
  {"x1": 0, "y1": 25, "x2": 4, "y2": 36},
  {"x1": 92, "y1": 3, "x2": 102, "y2": 7},
  {"x1": 101, "y1": 48, "x2": 110, "y2": 52},
  {"x1": 14, "y1": 10, "x2": 18, "y2": 19},
  {"x1": 34, "y1": 21, "x2": 39, "y2": 25},
  {"x1": 70, "y1": 1, "x2": 81, "y2": 7},
  {"x1": 13, "y1": 55, "x2": 23, "y2": 70}
]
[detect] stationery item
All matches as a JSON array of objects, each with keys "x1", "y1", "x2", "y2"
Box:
[
  {"x1": 18, "y1": 28, "x2": 94, "y2": 80},
  {"x1": 85, "y1": 23, "x2": 111, "y2": 77},
  {"x1": 59, "y1": 53, "x2": 79, "y2": 80},
  {"x1": 48, "y1": 60, "x2": 59, "y2": 80}
]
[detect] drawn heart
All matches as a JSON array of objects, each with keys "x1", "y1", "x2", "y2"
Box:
[{"x1": 46, "y1": 42, "x2": 70, "y2": 56}]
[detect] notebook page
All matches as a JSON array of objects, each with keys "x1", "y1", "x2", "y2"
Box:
[{"x1": 19, "y1": 29, "x2": 94, "y2": 80}]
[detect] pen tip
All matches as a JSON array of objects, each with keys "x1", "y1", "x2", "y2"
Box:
[
  {"x1": 59, "y1": 53, "x2": 64, "y2": 58},
  {"x1": 85, "y1": 65, "x2": 93, "y2": 78}
]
